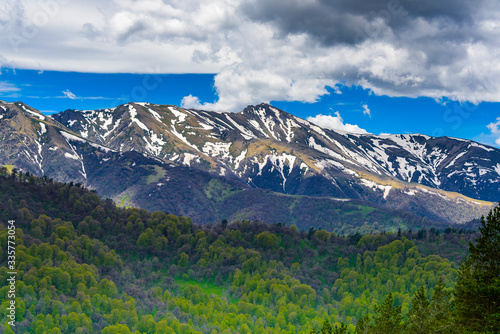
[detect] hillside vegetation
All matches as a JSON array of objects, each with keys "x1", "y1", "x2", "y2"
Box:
[{"x1": 0, "y1": 170, "x2": 496, "y2": 333}]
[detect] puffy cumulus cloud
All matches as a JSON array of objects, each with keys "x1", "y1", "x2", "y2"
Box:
[
  {"x1": 1, "y1": 0, "x2": 500, "y2": 110},
  {"x1": 180, "y1": 0, "x2": 500, "y2": 110},
  {"x1": 487, "y1": 117, "x2": 500, "y2": 134},
  {"x1": 307, "y1": 112, "x2": 369, "y2": 134},
  {"x1": 487, "y1": 117, "x2": 500, "y2": 146}
]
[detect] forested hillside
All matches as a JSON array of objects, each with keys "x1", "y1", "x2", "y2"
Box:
[{"x1": 0, "y1": 171, "x2": 496, "y2": 333}]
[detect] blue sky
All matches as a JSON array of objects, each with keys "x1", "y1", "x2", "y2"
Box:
[
  {"x1": 1, "y1": 68, "x2": 498, "y2": 146},
  {"x1": 0, "y1": 0, "x2": 499, "y2": 146}
]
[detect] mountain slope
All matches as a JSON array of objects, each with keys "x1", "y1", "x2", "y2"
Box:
[
  {"x1": 0, "y1": 100, "x2": 496, "y2": 227},
  {"x1": 52, "y1": 102, "x2": 500, "y2": 201}
]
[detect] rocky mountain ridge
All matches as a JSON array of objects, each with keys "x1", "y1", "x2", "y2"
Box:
[{"x1": 0, "y1": 100, "x2": 497, "y2": 227}]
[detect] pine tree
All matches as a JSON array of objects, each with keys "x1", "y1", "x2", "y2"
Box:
[
  {"x1": 371, "y1": 293, "x2": 403, "y2": 334},
  {"x1": 406, "y1": 286, "x2": 431, "y2": 334},
  {"x1": 333, "y1": 322, "x2": 348, "y2": 334},
  {"x1": 321, "y1": 320, "x2": 333, "y2": 334},
  {"x1": 311, "y1": 320, "x2": 347, "y2": 334},
  {"x1": 354, "y1": 315, "x2": 370, "y2": 334},
  {"x1": 429, "y1": 278, "x2": 454, "y2": 333},
  {"x1": 454, "y1": 203, "x2": 500, "y2": 333},
  {"x1": 406, "y1": 278, "x2": 454, "y2": 334}
]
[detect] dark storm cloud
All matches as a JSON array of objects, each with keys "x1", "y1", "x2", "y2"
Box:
[{"x1": 239, "y1": 0, "x2": 486, "y2": 45}]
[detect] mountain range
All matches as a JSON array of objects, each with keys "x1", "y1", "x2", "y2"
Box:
[{"x1": 1, "y1": 100, "x2": 498, "y2": 231}]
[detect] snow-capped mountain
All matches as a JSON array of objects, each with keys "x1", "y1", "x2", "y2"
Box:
[
  {"x1": 1, "y1": 100, "x2": 498, "y2": 226},
  {"x1": 52, "y1": 102, "x2": 500, "y2": 201}
]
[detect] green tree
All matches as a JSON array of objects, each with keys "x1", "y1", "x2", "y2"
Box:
[
  {"x1": 320, "y1": 320, "x2": 333, "y2": 334},
  {"x1": 406, "y1": 286, "x2": 431, "y2": 333},
  {"x1": 454, "y1": 203, "x2": 500, "y2": 333},
  {"x1": 429, "y1": 278, "x2": 454, "y2": 333},
  {"x1": 314, "y1": 230, "x2": 331, "y2": 243},
  {"x1": 312, "y1": 320, "x2": 347, "y2": 334},
  {"x1": 371, "y1": 293, "x2": 403, "y2": 334},
  {"x1": 354, "y1": 315, "x2": 370, "y2": 334},
  {"x1": 333, "y1": 322, "x2": 348, "y2": 334},
  {"x1": 255, "y1": 231, "x2": 279, "y2": 249},
  {"x1": 178, "y1": 252, "x2": 189, "y2": 267},
  {"x1": 101, "y1": 324, "x2": 133, "y2": 334}
]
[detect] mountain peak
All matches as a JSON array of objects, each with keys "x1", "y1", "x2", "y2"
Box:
[
  {"x1": 241, "y1": 103, "x2": 296, "y2": 120},
  {"x1": 8, "y1": 100, "x2": 498, "y2": 206},
  {"x1": 1, "y1": 100, "x2": 499, "y2": 227},
  {"x1": 0, "y1": 101, "x2": 49, "y2": 122}
]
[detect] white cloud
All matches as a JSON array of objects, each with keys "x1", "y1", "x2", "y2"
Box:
[
  {"x1": 362, "y1": 104, "x2": 371, "y2": 117},
  {"x1": 307, "y1": 112, "x2": 368, "y2": 134},
  {"x1": 1, "y1": 0, "x2": 500, "y2": 111},
  {"x1": 487, "y1": 117, "x2": 500, "y2": 147},
  {"x1": 62, "y1": 89, "x2": 78, "y2": 100},
  {"x1": 0, "y1": 81, "x2": 20, "y2": 93},
  {"x1": 180, "y1": 94, "x2": 203, "y2": 109},
  {"x1": 487, "y1": 117, "x2": 500, "y2": 134}
]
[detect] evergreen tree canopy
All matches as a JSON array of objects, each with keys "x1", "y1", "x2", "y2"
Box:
[{"x1": 454, "y1": 202, "x2": 500, "y2": 333}]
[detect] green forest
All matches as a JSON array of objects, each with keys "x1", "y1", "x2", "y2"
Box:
[{"x1": 0, "y1": 169, "x2": 498, "y2": 333}]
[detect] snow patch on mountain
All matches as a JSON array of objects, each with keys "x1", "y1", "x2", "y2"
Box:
[
  {"x1": 196, "y1": 121, "x2": 213, "y2": 131},
  {"x1": 234, "y1": 149, "x2": 247, "y2": 170},
  {"x1": 146, "y1": 107, "x2": 163, "y2": 123},
  {"x1": 282, "y1": 118, "x2": 298, "y2": 143},
  {"x1": 64, "y1": 152, "x2": 79, "y2": 160},
  {"x1": 446, "y1": 151, "x2": 467, "y2": 168},
  {"x1": 60, "y1": 131, "x2": 86, "y2": 143},
  {"x1": 226, "y1": 115, "x2": 255, "y2": 140},
  {"x1": 99, "y1": 111, "x2": 113, "y2": 131},
  {"x1": 168, "y1": 107, "x2": 187, "y2": 123},
  {"x1": 315, "y1": 159, "x2": 345, "y2": 171},
  {"x1": 360, "y1": 179, "x2": 392, "y2": 199},
  {"x1": 492, "y1": 163, "x2": 500, "y2": 176},
  {"x1": 308, "y1": 137, "x2": 347, "y2": 162},
  {"x1": 128, "y1": 104, "x2": 149, "y2": 132},
  {"x1": 182, "y1": 153, "x2": 200, "y2": 167},
  {"x1": 143, "y1": 133, "x2": 166, "y2": 156},
  {"x1": 396, "y1": 157, "x2": 416, "y2": 181},
  {"x1": 202, "y1": 142, "x2": 231, "y2": 159},
  {"x1": 255, "y1": 107, "x2": 278, "y2": 140},
  {"x1": 389, "y1": 134, "x2": 427, "y2": 161},
  {"x1": 248, "y1": 119, "x2": 269, "y2": 138},
  {"x1": 21, "y1": 104, "x2": 45, "y2": 120},
  {"x1": 367, "y1": 139, "x2": 395, "y2": 174},
  {"x1": 39, "y1": 123, "x2": 47, "y2": 135},
  {"x1": 470, "y1": 142, "x2": 494, "y2": 152},
  {"x1": 300, "y1": 162, "x2": 309, "y2": 173},
  {"x1": 103, "y1": 119, "x2": 121, "y2": 138},
  {"x1": 170, "y1": 122, "x2": 199, "y2": 151},
  {"x1": 269, "y1": 153, "x2": 297, "y2": 191}
]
